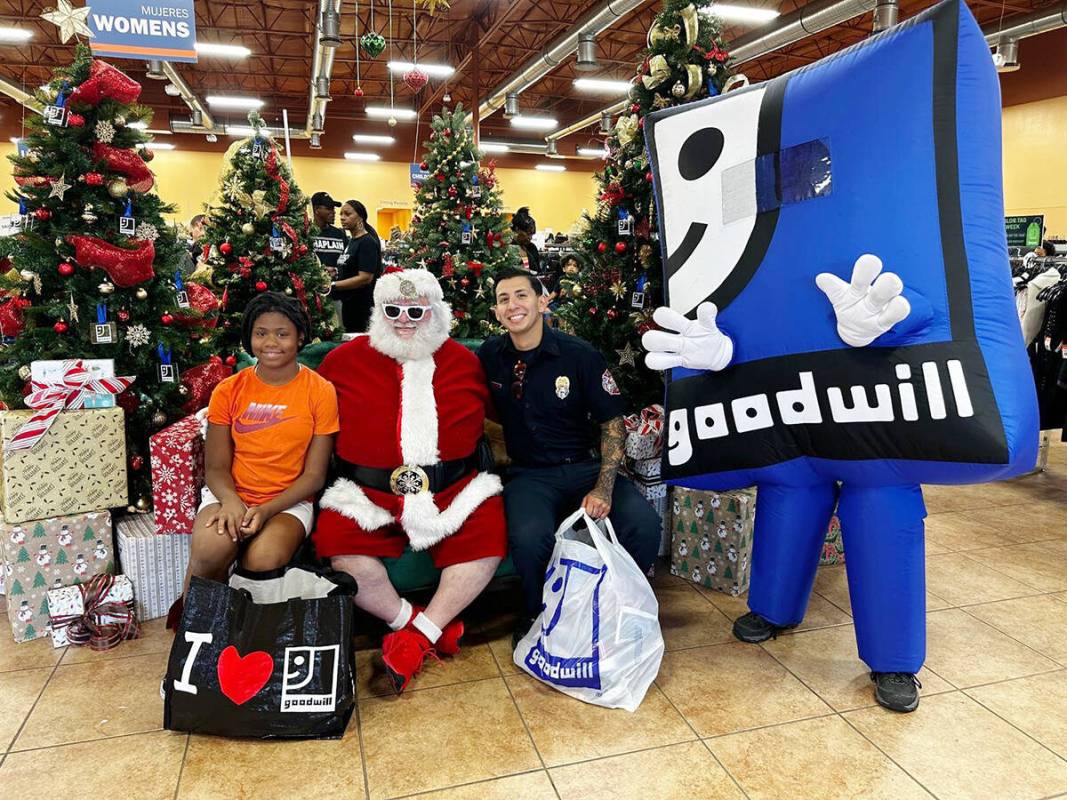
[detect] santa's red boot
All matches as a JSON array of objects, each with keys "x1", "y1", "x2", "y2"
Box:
[{"x1": 381, "y1": 627, "x2": 436, "y2": 694}]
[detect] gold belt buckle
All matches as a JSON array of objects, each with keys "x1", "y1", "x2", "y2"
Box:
[{"x1": 389, "y1": 465, "x2": 430, "y2": 496}]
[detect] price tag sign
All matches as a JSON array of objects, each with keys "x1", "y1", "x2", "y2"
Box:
[
  {"x1": 91, "y1": 322, "x2": 116, "y2": 344},
  {"x1": 631, "y1": 291, "x2": 646, "y2": 309},
  {"x1": 119, "y1": 199, "x2": 136, "y2": 237},
  {"x1": 157, "y1": 344, "x2": 179, "y2": 383},
  {"x1": 174, "y1": 271, "x2": 190, "y2": 308},
  {"x1": 43, "y1": 105, "x2": 68, "y2": 127}
]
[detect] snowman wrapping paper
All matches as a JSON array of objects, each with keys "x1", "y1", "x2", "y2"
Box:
[
  {"x1": 669, "y1": 487, "x2": 755, "y2": 596},
  {"x1": 1, "y1": 512, "x2": 114, "y2": 642}
]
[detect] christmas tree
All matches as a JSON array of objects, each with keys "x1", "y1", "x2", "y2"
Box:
[
  {"x1": 559, "y1": 0, "x2": 734, "y2": 408},
  {"x1": 201, "y1": 112, "x2": 336, "y2": 353},
  {"x1": 0, "y1": 47, "x2": 216, "y2": 507},
  {"x1": 405, "y1": 105, "x2": 519, "y2": 338}
]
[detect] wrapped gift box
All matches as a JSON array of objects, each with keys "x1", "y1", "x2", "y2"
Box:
[
  {"x1": 47, "y1": 574, "x2": 135, "y2": 648},
  {"x1": 1, "y1": 511, "x2": 114, "y2": 642},
  {"x1": 115, "y1": 513, "x2": 190, "y2": 620},
  {"x1": 0, "y1": 408, "x2": 127, "y2": 524},
  {"x1": 30, "y1": 359, "x2": 117, "y2": 408},
  {"x1": 670, "y1": 486, "x2": 756, "y2": 597},
  {"x1": 820, "y1": 515, "x2": 845, "y2": 566},
  {"x1": 623, "y1": 404, "x2": 664, "y2": 460},
  {"x1": 150, "y1": 414, "x2": 205, "y2": 535},
  {"x1": 628, "y1": 457, "x2": 662, "y2": 482}
]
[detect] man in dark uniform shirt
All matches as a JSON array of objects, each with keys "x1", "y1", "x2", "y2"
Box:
[
  {"x1": 478, "y1": 267, "x2": 661, "y2": 646},
  {"x1": 310, "y1": 191, "x2": 347, "y2": 277}
]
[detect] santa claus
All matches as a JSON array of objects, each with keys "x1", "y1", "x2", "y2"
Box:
[{"x1": 314, "y1": 268, "x2": 506, "y2": 692}]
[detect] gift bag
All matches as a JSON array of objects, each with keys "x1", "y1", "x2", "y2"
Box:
[
  {"x1": 163, "y1": 566, "x2": 357, "y2": 739},
  {"x1": 514, "y1": 509, "x2": 663, "y2": 712}
]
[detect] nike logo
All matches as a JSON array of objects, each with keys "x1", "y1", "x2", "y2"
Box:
[{"x1": 234, "y1": 417, "x2": 296, "y2": 434}]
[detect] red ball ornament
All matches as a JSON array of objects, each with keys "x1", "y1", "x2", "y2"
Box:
[
  {"x1": 597, "y1": 241, "x2": 608, "y2": 254},
  {"x1": 645, "y1": 171, "x2": 654, "y2": 183},
  {"x1": 638, "y1": 117, "x2": 645, "y2": 129},
  {"x1": 460, "y1": 277, "x2": 471, "y2": 287},
  {"x1": 225, "y1": 355, "x2": 237, "y2": 366},
  {"x1": 53, "y1": 320, "x2": 68, "y2": 334},
  {"x1": 160, "y1": 313, "x2": 174, "y2": 326},
  {"x1": 419, "y1": 161, "x2": 428, "y2": 170},
  {"x1": 117, "y1": 310, "x2": 130, "y2": 322},
  {"x1": 444, "y1": 128, "x2": 452, "y2": 137},
  {"x1": 436, "y1": 173, "x2": 445, "y2": 182},
  {"x1": 85, "y1": 172, "x2": 104, "y2": 186},
  {"x1": 220, "y1": 242, "x2": 233, "y2": 256},
  {"x1": 630, "y1": 103, "x2": 640, "y2": 114},
  {"x1": 67, "y1": 113, "x2": 85, "y2": 127},
  {"x1": 34, "y1": 208, "x2": 51, "y2": 221},
  {"x1": 296, "y1": 244, "x2": 308, "y2": 255},
  {"x1": 614, "y1": 241, "x2": 627, "y2": 254},
  {"x1": 255, "y1": 280, "x2": 268, "y2": 292},
  {"x1": 607, "y1": 308, "x2": 618, "y2": 320},
  {"x1": 354, "y1": 86, "x2": 365, "y2": 98},
  {"x1": 130, "y1": 455, "x2": 144, "y2": 471},
  {"x1": 0, "y1": 257, "x2": 11, "y2": 274},
  {"x1": 588, "y1": 307, "x2": 598, "y2": 316},
  {"x1": 57, "y1": 262, "x2": 75, "y2": 277},
  {"x1": 447, "y1": 186, "x2": 458, "y2": 198}
]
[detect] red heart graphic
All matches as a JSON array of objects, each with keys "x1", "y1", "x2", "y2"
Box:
[{"x1": 216, "y1": 645, "x2": 274, "y2": 705}]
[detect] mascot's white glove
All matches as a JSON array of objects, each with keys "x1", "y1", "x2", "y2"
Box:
[
  {"x1": 815, "y1": 254, "x2": 911, "y2": 348},
  {"x1": 642, "y1": 302, "x2": 734, "y2": 372}
]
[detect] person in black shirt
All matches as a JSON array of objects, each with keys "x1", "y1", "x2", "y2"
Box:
[
  {"x1": 332, "y1": 199, "x2": 382, "y2": 333},
  {"x1": 478, "y1": 267, "x2": 661, "y2": 645},
  {"x1": 310, "y1": 191, "x2": 347, "y2": 276},
  {"x1": 511, "y1": 207, "x2": 541, "y2": 275}
]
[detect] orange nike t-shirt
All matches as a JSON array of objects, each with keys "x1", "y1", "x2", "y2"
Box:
[{"x1": 207, "y1": 365, "x2": 340, "y2": 506}]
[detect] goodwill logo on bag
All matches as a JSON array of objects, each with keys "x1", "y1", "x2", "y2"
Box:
[
  {"x1": 172, "y1": 631, "x2": 340, "y2": 712},
  {"x1": 523, "y1": 557, "x2": 607, "y2": 690}
]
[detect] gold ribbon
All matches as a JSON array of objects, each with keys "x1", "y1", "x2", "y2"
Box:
[
  {"x1": 641, "y1": 55, "x2": 671, "y2": 90},
  {"x1": 683, "y1": 64, "x2": 703, "y2": 99},
  {"x1": 615, "y1": 114, "x2": 640, "y2": 147}
]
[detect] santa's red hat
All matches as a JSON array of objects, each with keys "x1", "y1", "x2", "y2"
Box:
[{"x1": 374, "y1": 268, "x2": 443, "y2": 306}]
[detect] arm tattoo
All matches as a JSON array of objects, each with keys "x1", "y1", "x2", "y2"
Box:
[{"x1": 594, "y1": 417, "x2": 626, "y2": 498}]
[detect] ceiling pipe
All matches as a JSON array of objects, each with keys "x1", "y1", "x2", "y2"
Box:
[
  {"x1": 476, "y1": 0, "x2": 644, "y2": 121},
  {"x1": 161, "y1": 62, "x2": 216, "y2": 132},
  {"x1": 872, "y1": 0, "x2": 899, "y2": 33},
  {"x1": 0, "y1": 76, "x2": 43, "y2": 114},
  {"x1": 305, "y1": 0, "x2": 343, "y2": 137},
  {"x1": 982, "y1": 3, "x2": 1067, "y2": 46}
]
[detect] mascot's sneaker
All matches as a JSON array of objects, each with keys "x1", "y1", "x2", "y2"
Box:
[
  {"x1": 732, "y1": 611, "x2": 797, "y2": 643},
  {"x1": 407, "y1": 607, "x2": 464, "y2": 656},
  {"x1": 871, "y1": 672, "x2": 921, "y2": 713},
  {"x1": 382, "y1": 628, "x2": 437, "y2": 694}
]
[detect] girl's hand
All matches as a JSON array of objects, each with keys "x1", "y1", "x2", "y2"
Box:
[
  {"x1": 216, "y1": 499, "x2": 248, "y2": 542},
  {"x1": 239, "y1": 505, "x2": 275, "y2": 539}
]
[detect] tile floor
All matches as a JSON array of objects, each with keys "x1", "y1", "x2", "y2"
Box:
[{"x1": 1, "y1": 438, "x2": 1066, "y2": 799}]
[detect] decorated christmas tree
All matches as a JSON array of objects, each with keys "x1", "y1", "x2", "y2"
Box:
[
  {"x1": 0, "y1": 46, "x2": 216, "y2": 508},
  {"x1": 559, "y1": 0, "x2": 734, "y2": 408},
  {"x1": 200, "y1": 112, "x2": 336, "y2": 353},
  {"x1": 405, "y1": 105, "x2": 519, "y2": 338}
]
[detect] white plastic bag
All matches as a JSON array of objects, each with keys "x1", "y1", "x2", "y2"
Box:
[{"x1": 513, "y1": 508, "x2": 664, "y2": 712}]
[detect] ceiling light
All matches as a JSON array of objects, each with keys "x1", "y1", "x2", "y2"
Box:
[
  {"x1": 0, "y1": 27, "x2": 32, "y2": 43},
  {"x1": 577, "y1": 147, "x2": 609, "y2": 158},
  {"x1": 145, "y1": 129, "x2": 173, "y2": 136},
  {"x1": 480, "y1": 142, "x2": 510, "y2": 153},
  {"x1": 145, "y1": 60, "x2": 167, "y2": 80},
  {"x1": 576, "y1": 32, "x2": 598, "y2": 71},
  {"x1": 207, "y1": 95, "x2": 264, "y2": 109},
  {"x1": 573, "y1": 78, "x2": 631, "y2": 94},
  {"x1": 702, "y1": 4, "x2": 780, "y2": 23},
  {"x1": 387, "y1": 61, "x2": 454, "y2": 77},
  {"x1": 138, "y1": 142, "x2": 175, "y2": 150},
  {"x1": 511, "y1": 115, "x2": 558, "y2": 131},
  {"x1": 320, "y1": 7, "x2": 341, "y2": 48},
  {"x1": 536, "y1": 163, "x2": 566, "y2": 172},
  {"x1": 206, "y1": 133, "x2": 218, "y2": 142},
  {"x1": 352, "y1": 134, "x2": 396, "y2": 145},
  {"x1": 366, "y1": 106, "x2": 417, "y2": 119},
  {"x1": 503, "y1": 93, "x2": 520, "y2": 119},
  {"x1": 225, "y1": 124, "x2": 271, "y2": 137},
  {"x1": 345, "y1": 152, "x2": 381, "y2": 161},
  {"x1": 164, "y1": 83, "x2": 181, "y2": 96},
  {"x1": 195, "y1": 42, "x2": 251, "y2": 58}
]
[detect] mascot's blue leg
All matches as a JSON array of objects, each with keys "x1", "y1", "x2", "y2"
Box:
[
  {"x1": 837, "y1": 484, "x2": 926, "y2": 673},
  {"x1": 747, "y1": 482, "x2": 838, "y2": 627}
]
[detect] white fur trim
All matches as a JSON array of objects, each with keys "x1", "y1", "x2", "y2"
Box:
[
  {"x1": 400, "y1": 472, "x2": 503, "y2": 551},
  {"x1": 319, "y1": 478, "x2": 394, "y2": 531},
  {"x1": 400, "y1": 358, "x2": 440, "y2": 465}
]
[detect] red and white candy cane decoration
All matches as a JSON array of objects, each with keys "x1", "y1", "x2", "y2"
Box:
[{"x1": 4, "y1": 360, "x2": 135, "y2": 452}]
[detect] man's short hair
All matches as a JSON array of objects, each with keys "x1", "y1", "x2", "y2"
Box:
[
  {"x1": 190, "y1": 214, "x2": 207, "y2": 228},
  {"x1": 494, "y1": 266, "x2": 542, "y2": 297}
]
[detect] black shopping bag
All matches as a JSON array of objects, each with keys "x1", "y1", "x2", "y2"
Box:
[{"x1": 163, "y1": 571, "x2": 356, "y2": 739}]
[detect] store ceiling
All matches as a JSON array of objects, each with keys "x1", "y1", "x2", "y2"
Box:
[{"x1": 0, "y1": 0, "x2": 1062, "y2": 167}]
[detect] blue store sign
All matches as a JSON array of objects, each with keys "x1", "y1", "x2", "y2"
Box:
[{"x1": 88, "y1": 0, "x2": 198, "y2": 63}]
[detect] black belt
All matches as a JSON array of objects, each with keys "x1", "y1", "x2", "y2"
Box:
[{"x1": 336, "y1": 452, "x2": 480, "y2": 496}]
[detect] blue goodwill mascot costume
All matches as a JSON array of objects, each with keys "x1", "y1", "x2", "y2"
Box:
[{"x1": 642, "y1": 0, "x2": 1038, "y2": 708}]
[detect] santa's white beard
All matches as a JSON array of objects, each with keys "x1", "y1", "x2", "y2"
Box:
[{"x1": 368, "y1": 300, "x2": 452, "y2": 361}]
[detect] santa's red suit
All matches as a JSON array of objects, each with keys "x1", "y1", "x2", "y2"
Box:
[{"x1": 313, "y1": 269, "x2": 506, "y2": 567}]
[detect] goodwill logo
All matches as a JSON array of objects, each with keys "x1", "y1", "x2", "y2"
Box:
[
  {"x1": 524, "y1": 557, "x2": 607, "y2": 690},
  {"x1": 281, "y1": 645, "x2": 340, "y2": 712}
]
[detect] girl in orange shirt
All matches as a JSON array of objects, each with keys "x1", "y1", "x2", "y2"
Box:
[{"x1": 176, "y1": 293, "x2": 339, "y2": 609}]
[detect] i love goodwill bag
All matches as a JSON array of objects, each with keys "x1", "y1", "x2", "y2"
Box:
[
  {"x1": 514, "y1": 509, "x2": 664, "y2": 712},
  {"x1": 163, "y1": 565, "x2": 357, "y2": 739}
]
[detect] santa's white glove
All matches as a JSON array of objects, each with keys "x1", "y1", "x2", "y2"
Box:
[
  {"x1": 815, "y1": 254, "x2": 911, "y2": 348},
  {"x1": 642, "y1": 302, "x2": 734, "y2": 372}
]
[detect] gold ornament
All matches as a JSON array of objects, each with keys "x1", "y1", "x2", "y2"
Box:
[
  {"x1": 641, "y1": 55, "x2": 671, "y2": 90},
  {"x1": 649, "y1": 23, "x2": 681, "y2": 47},
  {"x1": 571, "y1": 283, "x2": 584, "y2": 298},
  {"x1": 48, "y1": 172, "x2": 72, "y2": 201},
  {"x1": 41, "y1": 0, "x2": 95, "y2": 43},
  {"x1": 98, "y1": 282, "x2": 115, "y2": 295},
  {"x1": 135, "y1": 287, "x2": 149, "y2": 300},
  {"x1": 114, "y1": 115, "x2": 127, "y2": 127},
  {"x1": 152, "y1": 411, "x2": 167, "y2": 426},
  {"x1": 610, "y1": 280, "x2": 627, "y2": 300},
  {"x1": 617, "y1": 341, "x2": 637, "y2": 367},
  {"x1": 671, "y1": 81, "x2": 686, "y2": 98},
  {"x1": 107, "y1": 178, "x2": 129, "y2": 199},
  {"x1": 135, "y1": 496, "x2": 151, "y2": 511},
  {"x1": 241, "y1": 222, "x2": 255, "y2": 236},
  {"x1": 284, "y1": 287, "x2": 293, "y2": 295},
  {"x1": 651, "y1": 94, "x2": 672, "y2": 111},
  {"x1": 638, "y1": 243, "x2": 654, "y2": 267},
  {"x1": 178, "y1": 385, "x2": 189, "y2": 396},
  {"x1": 18, "y1": 365, "x2": 31, "y2": 381},
  {"x1": 233, "y1": 188, "x2": 272, "y2": 218}
]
